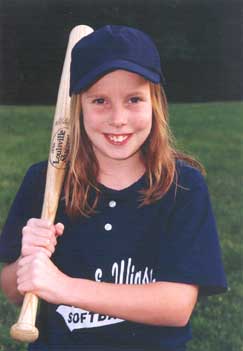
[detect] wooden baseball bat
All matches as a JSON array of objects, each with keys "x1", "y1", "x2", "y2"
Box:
[{"x1": 10, "y1": 24, "x2": 94, "y2": 343}]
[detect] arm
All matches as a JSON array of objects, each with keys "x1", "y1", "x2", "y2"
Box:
[
  {"x1": 66, "y1": 278, "x2": 199, "y2": 327},
  {"x1": 0, "y1": 259, "x2": 23, "y2": 305},
  {"x1": 17, "y1": 252, "x2": 198, "y2": 327},
  {"x1": 0, "y1": 219, "x2": 64, "y2": 305}
]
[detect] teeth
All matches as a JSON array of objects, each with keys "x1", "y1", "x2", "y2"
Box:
[{"x1": 108, "y1": 135, "x2": 128, "y2": 142}]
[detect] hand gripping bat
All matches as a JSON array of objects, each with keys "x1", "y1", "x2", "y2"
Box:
[{"x1": 10, "y1": 24, "x2": 94, "y2": 343}]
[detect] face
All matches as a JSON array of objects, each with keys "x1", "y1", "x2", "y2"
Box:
[{"x1": 80, "y1": 70, "x2": 152, "y2": 169}]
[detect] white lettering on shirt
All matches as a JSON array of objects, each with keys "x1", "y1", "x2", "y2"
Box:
[{"x1": 56, "y1": 305, "x2": 124, "y2": 331}]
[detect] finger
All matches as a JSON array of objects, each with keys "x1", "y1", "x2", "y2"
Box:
[
  {"x1": 22, "y1": 232, "x2": 56, "y2": 253},
  {"x1": 21, "y1": 245, "x2": 53, "y2": 258},
  {"x1": 17, "y1": 252, "x2": 50, "y2": 294},
  {"x1": 17, "y1": 265, "x2": 30, "y2": 287},
  {"x1": 23, "y1": 232, "x2": 52, "y2": 247},
  {"x1": 17, "y1": 259, "x2": 29, "y2": 277},
  {"x1": 17, "y1": 272, "x2": 37, "y2": 295},
  {"x1": 18, "y1": 252, "x2": 41, "y2": 267},
  {"x1": 26, "y1": 218, "x2": 53, "y2": 229},
  {"x1": 55, "y1": 223, "x2": 65, "y2": 237},
  {"x1": 22, "y1": 226, "x2": 57, "y2": 246},
  {"x1": 18, "y1": 251, "x2": 48, "y2": 268},
  {"x1": 22, "y1": 225, "x2": 54, "y2": 239},
  {"x1": 17, "y1": 279, "x2": 30, "y2": 295}
]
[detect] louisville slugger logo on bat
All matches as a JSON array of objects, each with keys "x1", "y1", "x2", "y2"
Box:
[{"x1": 50, "y1": 127, "x2": 70, "y2": 168}]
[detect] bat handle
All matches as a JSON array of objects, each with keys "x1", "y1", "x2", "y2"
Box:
[{"x1": 10, "y1": 292, "x2": 39, "y2": 342}]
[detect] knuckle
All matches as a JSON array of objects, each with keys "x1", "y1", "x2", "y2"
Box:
[
  {"x1": 17, "y1": 284, "x2": 23, "y2": 294},
  {"x1": 20, "y1": 249, "x2": 26, "y2": 257},
  {"x1": 22, "y1": 226, "x2": 29, "y2": 236},
  {"x1": 32, "y1": 277, "x2": 39, "y2": 290},
  {"x1": 40, "y1": 247, "x2": 48, "y2": 255},
  {"x1": 31, "y1": 270, "x2": 40, "y2": 284},
  {"x1": 47, "y1": 250, "x2": 52, "y2": 258},
  {"x1": 27, "y1": 218, "x2": 36, "y2": 226},
  {"x1": 17, "y1": 257, "x2": 24, "y2": 268},
  {"x1": 33, "y1": 253, "x2": 41, "y2": 263},
  {"x1": 21, "y1": 246, "x2": 28, "y2": 258},
  {"x1": 43, "y1": 219, "x2": 52, "y2": 228},
  {"x1": 48, "y1": 229, "x2": 55, "y2": 239},
  {"x1": 21, "y1": 248, "x2": 28, "y2": 256},
  {"x1": 45, "y1": 238, "x2": 51, "y2": 246},
  {"x1": 16, "y1": 267, "x2": 20, "y2": 281},
  {"x1": 32, "y1": 266, "x2": 39, "y2": 278},
  {"x1": 47, "y1": 234, "x2": 56, "y2": 248},
  {"x1": 50, "y1": 224, "x2": 55, "y2": 233},
  {"x1": 36, "y1": 251, "x2": 45, "y2": 260},
  {"x1": 17, "y1": 280, "x2": 25, "y2": 295}
]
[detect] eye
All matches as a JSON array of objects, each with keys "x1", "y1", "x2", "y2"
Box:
[
  {"x1": 129, "y1": 96, "x2": 142, "y2": 104},
  {"x1": 92, "y1": 98, "x2": 105, "y2": 105}
]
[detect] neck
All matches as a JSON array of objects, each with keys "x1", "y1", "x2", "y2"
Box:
[{"x1": 98, "y1": 156, "x2": 145, "y2": 190}]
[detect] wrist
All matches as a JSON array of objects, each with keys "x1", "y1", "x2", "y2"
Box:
[{"x1": 60, "y1": 275, "x2": 84, "y2": 306}]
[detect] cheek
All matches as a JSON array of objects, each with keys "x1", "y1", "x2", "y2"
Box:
[
  {"x1": 82, "y1": 110, "x2": 100, "y2": 133},
  {"x1": 134, "y1": 109, "x2": 152, "y2": 133},
  {"x1": 81, "y1": 100, "x2": 100, "y2": 133}
]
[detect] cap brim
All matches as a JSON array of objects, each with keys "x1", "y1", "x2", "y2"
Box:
[{"x1": 70, "y1": 59, "x2": 162, "y2": 95}]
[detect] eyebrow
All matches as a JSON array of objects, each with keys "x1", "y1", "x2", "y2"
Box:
[
  {"x1": 126, "y1": 91, "x2": 147, "y2": 97},
  {"x1": 85, "y1": 90, "x2": 147, "y2": 99},
  {"x1": 84, "y1": 93, "x2": 108, "y2": 100}
]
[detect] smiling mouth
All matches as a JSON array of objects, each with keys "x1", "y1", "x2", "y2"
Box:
[{"x1": 104, "y1": 134, "x2": 131, "y2": 145}]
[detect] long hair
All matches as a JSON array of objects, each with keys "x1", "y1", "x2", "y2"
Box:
[{"x1": 64, "y1": 83, "x2": 205, "y2": 217}]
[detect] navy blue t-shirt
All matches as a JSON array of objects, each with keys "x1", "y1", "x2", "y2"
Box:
[{"x1": 0, "y1": 161, "x2": 227, "y2": 351}]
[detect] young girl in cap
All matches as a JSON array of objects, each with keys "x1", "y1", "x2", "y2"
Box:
[{"x1": 0, "y1": 25, "x2": 227, "y2": 351}]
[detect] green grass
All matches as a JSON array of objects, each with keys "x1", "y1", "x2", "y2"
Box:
[
  {"x1": 0, "y1": 106, "x2": 54, "y2": 351},
  {"x1": 0, "y1": 102, "x2": 242, "y2": 350}
]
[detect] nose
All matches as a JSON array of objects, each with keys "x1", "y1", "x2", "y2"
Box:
[{"x1": 108, "y1": 105, "x2": 128, "y2": 128}]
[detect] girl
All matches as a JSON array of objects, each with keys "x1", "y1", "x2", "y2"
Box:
[{"x1": 0, "y1": 25, "x2": 227, "y2": 351}]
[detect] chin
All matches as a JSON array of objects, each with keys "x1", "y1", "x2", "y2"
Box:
[{"x1": 107, "y1": 150, "x2": 141, "y2": 162}]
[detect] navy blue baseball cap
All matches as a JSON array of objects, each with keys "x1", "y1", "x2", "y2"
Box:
[{"x1": 70, "y1": 25, "x2": 165, "y2": 96}]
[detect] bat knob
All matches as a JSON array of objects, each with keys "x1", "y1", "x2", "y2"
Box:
[{"x1": 10, "y1": 323, "x2": 39, "y2": 343}]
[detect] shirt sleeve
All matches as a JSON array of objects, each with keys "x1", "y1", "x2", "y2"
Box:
[
  {"x1": 0, "y1": 162, "x2": 46, "y2": 263},
  {"x1": 157, "y1": 165, "x2": 227, "y2": 296}
]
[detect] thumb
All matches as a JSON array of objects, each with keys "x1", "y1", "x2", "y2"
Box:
[{"x1": 55, "y1": 222, "x2": 65, "y2": 237}]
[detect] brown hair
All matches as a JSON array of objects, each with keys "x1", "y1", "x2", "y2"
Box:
[{"x1": 64, "y1": 83, "x2": 205, "y2": 217}]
